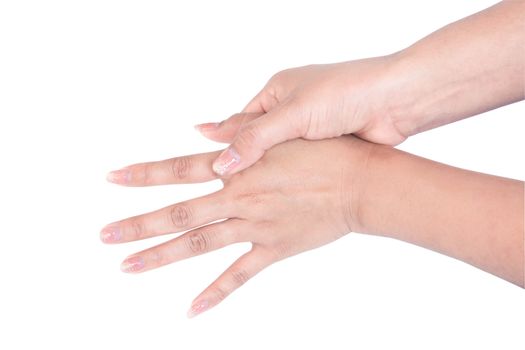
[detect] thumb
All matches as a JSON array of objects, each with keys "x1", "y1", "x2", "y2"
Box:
[{"x1": 212, "y1": 102, "x2": 299, "y2": 176}]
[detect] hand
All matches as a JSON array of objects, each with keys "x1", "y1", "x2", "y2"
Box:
[
  {"x1": 102, "y1": 136, "x2": 373, "y2": 317},
  {"x1": 195, "y1": 2, "x2": 525, "y2": 178},
  {"x1": 195, "y1": 56, "x2": 407, "y2": 176}
]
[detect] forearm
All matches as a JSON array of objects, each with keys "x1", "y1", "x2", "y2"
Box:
[
  {"x1": 388, "y1": 1, "x2": 525, "y2": 136},
  {"x1": 354, "y1": 144, "x2": 524, "y2": 286}
]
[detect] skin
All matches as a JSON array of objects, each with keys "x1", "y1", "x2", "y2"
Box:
[
  {"x1": 196, "y1": 1, "x2": 525, "y2": 176},
  {"x1": 102, "y1": 136, "x2": 524, "y2": 317},
  {"x1": 101, "y1": 1, "x2": 525, "y2": 317}
]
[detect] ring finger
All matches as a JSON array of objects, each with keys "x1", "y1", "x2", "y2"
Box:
[{"x1": 119, "y1": 218, "x2": 247, "y2": 273}]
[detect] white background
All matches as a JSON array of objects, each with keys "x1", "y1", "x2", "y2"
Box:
[{"x1": 0, "y1": 1, "x2": 523, "y2": 349}]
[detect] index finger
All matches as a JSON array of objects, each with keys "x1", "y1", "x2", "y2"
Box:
[{"x1": 106, "y1": 150, "x2": 222, "y2": 186}]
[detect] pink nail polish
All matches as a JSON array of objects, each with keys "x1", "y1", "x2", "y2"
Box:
[
  {"x1": 120, "y1": 256, "x2": 145, "y2": 273},
  {"x1": 212, "y1": 148, "x2": 240, "y2": 176},
  {"x1": 100, "y1": 225, "x2": 121, "y2": 243},
  {"x1": 187, "y1": 300, "x2": 209, "y2": 318},
  {"x1": 106, "y1": 168, "x2": 131, "y2": 184},
  {"x1": 194, "y1": 122, "x2": 220, "y2": 133}
]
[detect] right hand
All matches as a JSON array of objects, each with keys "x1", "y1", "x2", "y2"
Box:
[{"x1": 195, "y1": 55, "x2": 408, "y2": 176}]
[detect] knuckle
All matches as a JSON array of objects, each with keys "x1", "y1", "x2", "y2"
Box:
[
  {"x1": 281, "y1": 99, "x2": 303, "y2": 137},
  {"x1": 272, "y1": 242, "x2": 291, "y2": 261},
  {"x1": 269, "y1": 69, "x2": 288, "y2": 83},
  {"x1": 268, "y1": 71, "x2": 282, "y2": 85},
  {"x1": 143, "y1": 163, "x2": 152, "y2": 185},
  {"x1": 227, "y1": 226, "x2": 241, "y2": 242},
  {"x1": 226, "y1": 113, "x2": 242, "y2": 125},
  {"x1": 186, "y1": 230, "x2": 211, "y2": 254},
  {"x1": 211, "y1": 287, "x2": 228, "y2": 302},
  {"x1": 236, "y1": 124, "x2": 261, "y2": 148},
  {"x1": 169, "y1": 204, "x2": 192, "y2": 228},
  {"x1": 171, "y1": 156, "x2": 192, "y2": 180},
  {"x1": 130, "y1": 219, "x2": 146, "y2": 240},
  {"x1": 150, "y1": 251, "x2": 164, "y2": 264},
  {"x1": 235, "y1": 191, "x2": 266, "y2": 205},
  {"x1": 230, "y1": 268, "x2": 250, "y2": 287}
]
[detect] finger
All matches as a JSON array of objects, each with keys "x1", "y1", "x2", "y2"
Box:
[
  {"x1": 212, "y1": 102, "x2": 300, "y2": 176},
  {"x1": 187, "y1": 247, "x2": 274, "y2": 318},
  {"x1": 106, "y1": 150, "x2": 221, "y2": 186},
  {"x1": 194, "y1": 84, "x2": 280, "y2": 143},
  {"x1": 119, "y1": 219, "x2": 246, "y2": 273},
  {"x1": 194, "y1": 112, "x2": 262, "y2": 144},
  {"x1": 100, "y1": 191, "x2": 233, "y2": 244},
  {"x1": 241, "y1": 86, "x2": 279, "y2": 113}
]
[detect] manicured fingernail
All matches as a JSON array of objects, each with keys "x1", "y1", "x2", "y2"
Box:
[
  {"x1": 194, "y1": 122, "x2": 220, "y2": 133},
  {"x1": 212, "y1": 147, "x2": 240, "y2": 176},
  {"x1": 187, "y1": 299, "x2": 209, "y2": 318},
  {"x1": 100, "y1": 225, "x2": 121, "y2": 243},
  {"x1": 106, "y1": 168, "x2": 131, "y2": 184},
  {"x1": 120, "y1": 256, "x2": 145, "y2": 273}
]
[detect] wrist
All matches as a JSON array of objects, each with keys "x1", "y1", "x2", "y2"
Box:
[
  {"x1": 381, "y1": 49, "x2": 428, "y2": 138},
  {"x1": 337, "y1": 136, "x2": 378, "y2": 234},
  {"x1": 355, "y1": 51, "x2": 426, "y2": 144},
  {"x1": 349, "y1": 141, "x2": 402, "y2": 236}
]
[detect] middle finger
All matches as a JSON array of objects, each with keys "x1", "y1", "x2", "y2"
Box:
[{"x1": 100, "y1": 191, "x2": 233, "y2": 244}]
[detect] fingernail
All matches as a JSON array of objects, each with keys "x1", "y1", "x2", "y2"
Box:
[
  {"x1": 194, "y1": 122, "x2": 220, "y2": 133},
  {"x1": 100, "y1": 225, "x2": 121, "y2": 243},
  {"x1": 212, "y1": 147, "x2": 240, "y2": 176},
  {"x1": 106, "y1": 168, "x2": 131, "y2": 184},
  {"x1": 187, "y1": 299, "x2": 209, "y2": 318},
  {"x1": 120, "y1": 256, "x2": 145, "y2": 273}
]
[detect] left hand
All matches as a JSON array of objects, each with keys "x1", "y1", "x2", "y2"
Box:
[{"x1": 102, "y1": 136, "x2": 372, "y2": 317}]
